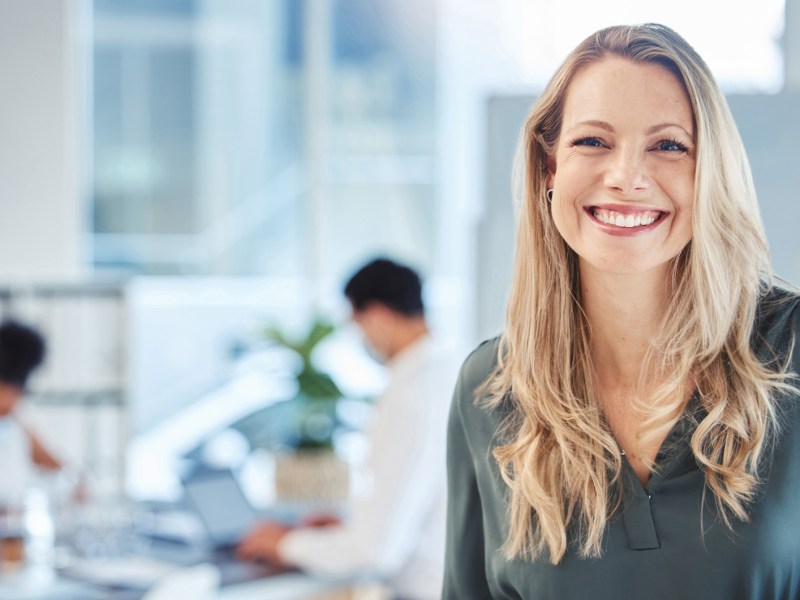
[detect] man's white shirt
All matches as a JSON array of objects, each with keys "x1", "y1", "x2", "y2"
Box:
[{"x1": 279, "y1": 334, "x2": 461, "y2": 600}]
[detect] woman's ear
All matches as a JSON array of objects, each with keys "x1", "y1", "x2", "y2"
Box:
[{"x1": 545, "y1": 155, "x2": 556, "y2": 188}]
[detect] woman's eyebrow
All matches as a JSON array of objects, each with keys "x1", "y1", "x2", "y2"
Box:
[
  {"x1": 564, "y1": 120, "x2": 614, "y2": 134},
  {"x1": 646, "y1": 122, "x2": 693, "y2": 137},
  {"x1": 563, "y1": 120, "x2": 693, "y2": 139}
]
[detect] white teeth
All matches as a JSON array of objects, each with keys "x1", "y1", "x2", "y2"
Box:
[{"x1": 593, "y1": 208, "x2": 660, "y2": 228}]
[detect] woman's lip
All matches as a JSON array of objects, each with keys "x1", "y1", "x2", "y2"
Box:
[
  {"x1": 588, "y1": 204, "x2": 665, "y2": 214},
  {"x1": 584, "y1": 207, "x2": 668, "y2": 236}
]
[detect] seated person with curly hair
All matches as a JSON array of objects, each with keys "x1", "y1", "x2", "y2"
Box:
[{"x1": 0, "y1": 319, "x2": 64, "y2": 506}]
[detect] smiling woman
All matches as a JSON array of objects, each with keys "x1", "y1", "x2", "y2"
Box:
[
  {"x1": 443, "y1": 23, "x2": 800, "y2": 600},
  {"x1": 548, "y1": 57, "x2": 695, "y2": 275}
]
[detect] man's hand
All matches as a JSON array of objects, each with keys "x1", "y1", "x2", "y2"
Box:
[
  {"x1": 236, "y1": 522, "x2": 293, "y2": 565},
  {"x1": 299, "y1": 513, "x2": 341, "y2": 528}
]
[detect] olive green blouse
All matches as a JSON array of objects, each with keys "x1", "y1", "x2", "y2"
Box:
[{"x1": 443, "y1": 288, "x2": 800, "y2": 599}]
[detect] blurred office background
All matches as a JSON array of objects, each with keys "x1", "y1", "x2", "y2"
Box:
[{"x1": 0, "y1": 0, "x2": 798, "y2": 501}]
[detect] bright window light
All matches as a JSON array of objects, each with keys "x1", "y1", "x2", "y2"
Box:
[{"x1": 542, "y1": 0, "x2": 786, "y2": 92}]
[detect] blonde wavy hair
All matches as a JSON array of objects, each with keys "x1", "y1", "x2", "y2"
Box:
[{"x1": 484, "y1": 23, "x2": 794, "y2": 565}]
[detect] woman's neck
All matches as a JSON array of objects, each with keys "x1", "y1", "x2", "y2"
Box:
[{"x1": 580, "y1": 263, "x2": 669, "y2": 388}]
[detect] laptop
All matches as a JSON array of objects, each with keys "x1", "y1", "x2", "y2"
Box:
[
  {"x1": 176, "y1": 467, "x2": 295, "y2": 583},
  {"x1": 60, "y1": 469, "x2": 289, "y2": 591},
  {"x1": 181, "y1": 467, "x2": 260, "y2": 550},
  {"x1": 136, "y1": 467, "x2": 290, "y2": 585}
]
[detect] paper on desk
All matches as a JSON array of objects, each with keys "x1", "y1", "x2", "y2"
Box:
[{"x1": 61, "y1": 556, "x2": 180, "y2": 588}]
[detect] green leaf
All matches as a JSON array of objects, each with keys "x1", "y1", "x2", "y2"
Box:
[
  {"x1": 299, "y1": 320, "x2": 336, "y2": 357},
  {"x1": 297, "y1": 369, "x2": 342, "y2": 399},
  {"x1": 264, "y1": 325, "x2": 300, "y2": 353},
  {"x1": 259, "y1": 315, "x2": 346, "y2": 447}
]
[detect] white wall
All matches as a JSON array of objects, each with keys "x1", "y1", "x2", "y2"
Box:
[{"x1": 0, "y1": 0, "x2": 87, "y2": 281}]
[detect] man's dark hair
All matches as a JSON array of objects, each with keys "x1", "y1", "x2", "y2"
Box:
[
  {"x1": 344, "y1": 257, "x2": 425, "y2": 317},
  {"x1": 0, "y1": 320, "x2": 46, "y2": 388}
]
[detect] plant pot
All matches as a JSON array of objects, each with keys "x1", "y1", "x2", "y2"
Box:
[{"x1": 274, "y1": 450, "x2": 349, "y2": 505}]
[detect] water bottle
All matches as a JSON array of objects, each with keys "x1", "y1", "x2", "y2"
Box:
[{"x1": 22, "y1": 485, "x2": 55, "y2": 575}]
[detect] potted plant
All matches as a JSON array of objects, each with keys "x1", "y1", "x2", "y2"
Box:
[
  {"x1": 234, "y1": 318, "x2": 351, "y2": 504},
  {"x1": 267, "y1": 319, "x2": 344, "y2": 449}
]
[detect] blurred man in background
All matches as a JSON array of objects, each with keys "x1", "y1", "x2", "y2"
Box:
[{"x1": 238, "y1": 257, "x2": 460, "y2": 600}]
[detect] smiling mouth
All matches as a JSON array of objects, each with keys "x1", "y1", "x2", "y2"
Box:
[{"x1": 589, "y1": 207, "x2": 666, "y2": 228}]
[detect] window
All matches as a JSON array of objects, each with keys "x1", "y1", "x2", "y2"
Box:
[{"x1": 91, "y1": 0, "x2": 438, "y2": 283}]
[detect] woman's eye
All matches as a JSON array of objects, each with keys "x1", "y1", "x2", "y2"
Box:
[
  {"x1": 655, "y1": 139, "x2": 688, "y2": 152},
  {"x1": 571, "y1": 137, "x2": 604, "y2": 148}
]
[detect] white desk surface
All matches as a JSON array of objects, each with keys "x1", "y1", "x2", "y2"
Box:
[
  {"x1": 219, "y1": 572, "x2": 349, "y2": 599},
  {"x1": 0, "y1": 568, "x2": 349, "y2": 600}
]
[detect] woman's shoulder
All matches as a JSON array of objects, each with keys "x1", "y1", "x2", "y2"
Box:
[
  {"x1": 456, "y1": 337, "x2": 501, "y2": 392},
  {"x1": 451, "y1": 336, "x2": 507, "y2": 443},
  {"x1": 755, "y1": 284, "x2": 800, "y2": 340},
  {"x1": 752, "y1": 284, "x2": 800, "y2": 369}
]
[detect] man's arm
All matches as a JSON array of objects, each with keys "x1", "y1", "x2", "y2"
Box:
[
  {"x1": 236, "y1": 514, "x2": 341, "y2": 564},
  {"x1": 239, "y1": 373, "x2": 450, "y2": 578},
  {"x1": 237, "y1": 521, "x2": 293, "y2": 565}
]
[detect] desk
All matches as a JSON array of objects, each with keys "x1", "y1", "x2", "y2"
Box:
[
  {"x1": 0, "y1": 499, "x2": 374, "y2": 600},
  {"x1": 0, "y1": 567, "x2": 354, "y2": 600},
  {"x1": 218, "y1": 573, "x2": 354, "y2": 600}
]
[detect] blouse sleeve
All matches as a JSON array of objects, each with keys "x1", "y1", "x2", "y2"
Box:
[{"x1": 442, "y1": 368, "x2": 494, "y2": 599}]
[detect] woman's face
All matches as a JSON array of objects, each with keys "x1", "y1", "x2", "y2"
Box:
[
  {"x1": 547, "y1": 57, "x2": 696, "y2": 277},
  {"x1": 0, "y1": 383, "x2": 21, "y2": 417}
]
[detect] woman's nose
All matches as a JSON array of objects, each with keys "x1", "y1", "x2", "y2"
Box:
[{"x1": 603, "y1": 148, "x2": 649, "y2": 195}]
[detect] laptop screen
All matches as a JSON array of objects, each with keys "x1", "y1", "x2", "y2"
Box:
[{"x1": 182, "y1": 469, "x2": 258, "y2": 547}]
